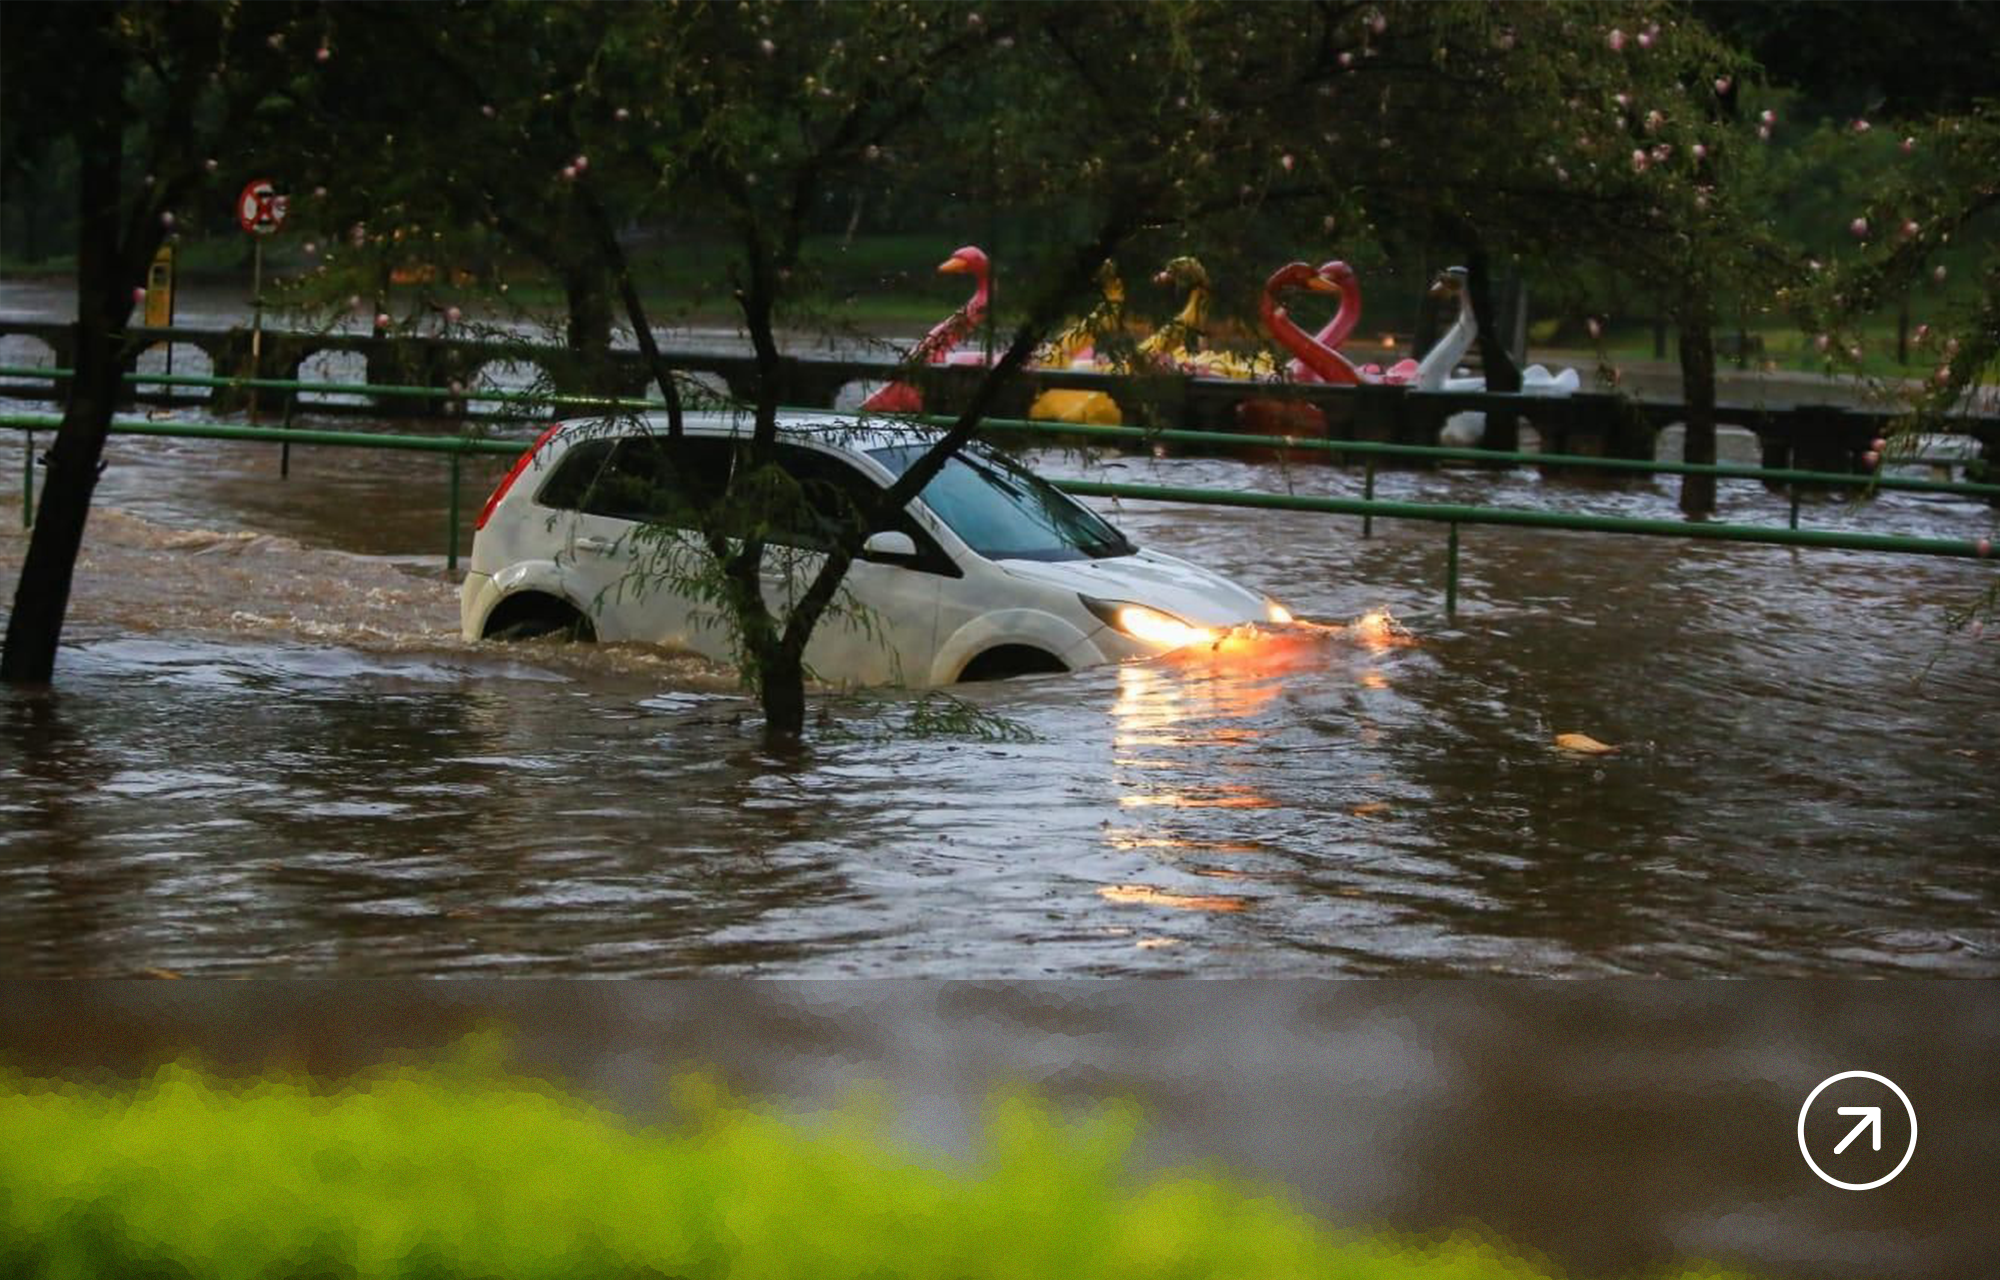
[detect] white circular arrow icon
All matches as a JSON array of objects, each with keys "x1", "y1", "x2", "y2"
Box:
[{"x1": 1798, "y1": 1071, "x2": 1916, "y2": 1191}]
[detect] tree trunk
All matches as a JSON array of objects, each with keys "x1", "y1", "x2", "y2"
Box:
[
  {"x1": 1677, "y1": 305, "x2": 1719, "y2": 517},
  {"x1": 556, "y1": 260, "x2": 614, "y2": 393},
  {"x1": 758, "y1": 644, "x2": 808, "y2": 740},
  {"x1": 1466, "y1": 247, "x2": 1522, "y2": 453},
  {"x1": 2, "y1": 31, "x2": 129, "y2": 686}
]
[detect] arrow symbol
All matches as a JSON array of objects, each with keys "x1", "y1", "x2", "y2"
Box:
[{"x1": 1835, "y1": 1106, "x2": 1882, "y2": 1154}]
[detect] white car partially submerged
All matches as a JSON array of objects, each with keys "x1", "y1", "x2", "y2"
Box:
[{"x1": 462, "y1": 411, "x2": 1294, "y2": 686}]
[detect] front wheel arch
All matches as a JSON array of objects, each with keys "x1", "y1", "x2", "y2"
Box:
[{"x1": 955, "y1": 644, "x2": 1068, "y2": 683}]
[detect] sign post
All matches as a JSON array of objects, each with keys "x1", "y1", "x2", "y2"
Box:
[{"x1": 236, "y1": 179, "x2": 287, "y2": 420}]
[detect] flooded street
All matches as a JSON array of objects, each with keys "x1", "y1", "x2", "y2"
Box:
[{"x1": 3, "y1": 405, "x2": 1995, "y2": 978}]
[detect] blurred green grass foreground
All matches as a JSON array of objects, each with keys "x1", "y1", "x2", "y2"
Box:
[{"x1": 0, "y1": 1041, "x2": 1748, "y2": 1280}]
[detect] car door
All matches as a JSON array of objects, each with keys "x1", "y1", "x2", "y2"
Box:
[
  {"x1": 553, "y1": 433, "x2": 732, "y2": 655},
  {"x1": 758, "y1": 443, "x2": 947, "y2": 687}
]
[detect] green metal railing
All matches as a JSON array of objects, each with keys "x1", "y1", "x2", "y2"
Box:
[
  {"x1": 5, "y1": 413, "x2": 523, "y2": 570},
  {"x1": 8, "y1": 411, "x2": 1992, "y2": 615},
  {"x1": 931, "y1": 415, "x2": 2000, "y2": 532}
]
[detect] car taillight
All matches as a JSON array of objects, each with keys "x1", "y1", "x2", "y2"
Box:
[{"x1": 475, "y1": 422, "x2": 564, "y2": 530}]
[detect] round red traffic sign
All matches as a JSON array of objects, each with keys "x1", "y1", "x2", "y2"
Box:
[{"x1": 236, "y1": 179, "x2": 288, "y2": 236}]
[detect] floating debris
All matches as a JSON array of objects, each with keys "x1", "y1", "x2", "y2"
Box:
[{"x1": 1554, "y1": 732, "x2": 1619, "y2": 755}]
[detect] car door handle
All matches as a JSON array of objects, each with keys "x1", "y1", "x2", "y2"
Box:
[{"x1": 575, "y1": 536, "x2": 617, "y2": 555}]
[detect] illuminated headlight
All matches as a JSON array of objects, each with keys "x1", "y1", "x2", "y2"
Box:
[
  {"x1": 1263, "y1": 597, "x2": 1295, "y2": 625},
  {"x1": 1081, "y1": 595, "x2": 1216, "y2": 650}
]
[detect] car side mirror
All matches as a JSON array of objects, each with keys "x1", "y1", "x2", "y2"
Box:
[{"x1": 861, "y1": 530, "x2": 918, "y2": 561}]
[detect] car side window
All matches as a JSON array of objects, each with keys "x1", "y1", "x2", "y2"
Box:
[
  {"x1": 765, "y1": 444, "x2": 959, "y2": 575},
  {"x1": 536, "y1": 434, "x2": 731, "y2": 527}
]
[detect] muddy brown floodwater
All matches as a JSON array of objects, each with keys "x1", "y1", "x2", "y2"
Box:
[{"x1": 2, "y1": 397, "x2": 1995, "y2": 978}]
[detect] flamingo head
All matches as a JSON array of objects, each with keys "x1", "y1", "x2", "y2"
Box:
[
  {"x1": 1267, "y1": 261, "x2": 1345, "y2": 299},
  {"x1": 1154, "y1": 256, "x2": 1211, "y2": 290},
  {"x1": 1317, "y1": 260, "x2": 1358, "y2": 296},
  {"x1": 937, "y1": 245, "x2": 989, "y2": 277},
  {"x1": 1429, "y1": 265, "x2": 1469, "y2": 299}
]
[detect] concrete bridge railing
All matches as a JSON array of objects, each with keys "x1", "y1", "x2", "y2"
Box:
[{"x1": 2, "y1": 319, "x2": 1995, "y2": 483}]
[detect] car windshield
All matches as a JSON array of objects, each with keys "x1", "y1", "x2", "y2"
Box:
[{"x1": 865, "y1": 443, "x2": 1134, "y2": 562}]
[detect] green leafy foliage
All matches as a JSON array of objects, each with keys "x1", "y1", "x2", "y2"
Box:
[{"x1": 0, "y1": 1053, "x2": 1755, "y2": 1280}]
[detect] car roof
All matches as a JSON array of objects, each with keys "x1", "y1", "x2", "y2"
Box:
[{"x1": 553, "y1": 409, "x2": 945, "y2": 458}]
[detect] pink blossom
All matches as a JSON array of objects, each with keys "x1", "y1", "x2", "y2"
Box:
[
  {"x1": 160, "y1": 211, "x2": 174, "y2": 228},
  {"x1": 1757, "y1": 124, "x2": 1771, "y2": 141},
  {"x1": 1915, "y1": 324, "x2": 1930, "y2": 342},
  {"x1": 1852, "y1": 118, "x2": 1870, "y2": 133},
  {"x1": 1934, "y1": 265, "x2": 1948, "y2": 283},
  {"x1": 1900, "y1": 219, "x2": 1920, "y2": 239},
  {"x1": 1338, "y1": 51, "x2": 1354, "y2": 68},
  {"x1": 1814, "y1": 334, "x2": 1831, "y2": 352},
  {"x1": 375, "y1": 313, "x2": 391, "y2": 329},
  {"x1": 1614, "y1": 92, "x2": 1630, "y2": 107},
  {"x1": 204, "y1": 158, "x2": 218, "y2": 173},
  {"x1": 1369, "y1": 10, "x2": 1387, "y2": 35},
  {"x1": 316, "y1": 45, "x2": 330, "y2": 63},
  {"x1": 574, "y1": 155, "x2": 588, "y2": 172},
  {"x1": 561, "y1": 165, "x2": 577, "y2": 181},
  {"x1": 1713, "y1": 76, "x2": 1731, "y2": 95},
  {"x1": 1977, "y1": 538, "x2": 1992, "y2": 558},
  {"x1": 1645, "y1": 109, "x2": 1664, "y2": 132},
  {"x1": 759, "y1": 38, "x2": 775, "y2": 56},
  {"x1": 1899, "y1": 136, "x2": 1915, "y2": 153},
  {"x1": 132, "y1": 287, "x2": 147, "y2": 305},
  {"x1": 1871, "y1": 437, "x2": 1887, "y2": 452},
  {"x1": 1280, "y1": 153, "x2": 1295, "y2": 172},
  {"x1": 1936, "y1": 365, "x2": 1953, "y2": 385},
  {"x1": 1586, "y1": 317, "x2": 1603, "y2": 339},
  {"x1": 445, "y1": 306, "x2": 462, "y2": 324},
  {"x1": 1848, "y1": 344, "x2": 1863, "y2": 361},
  {"x1": 1638, "y1": 31, "x2": 1653, "y2": 49},
  {"x1": 1760, "y1": 108, "x2": 1776, "y2": 125},
  {"x1": 1607, "y1": 28, "x2": 1626, "y2": 52},
  {"x1": 1631, "y1": 149, "x2": 1648, "y2": 172},
  {"x1": 1692, "y1": 143, "x2": 1707, "y2": 160},
  {"x1": 614, "y1": 108, "x2": 630, "y2": 122},
  {"x1": 1849, "y1": 217, "x2": 1869, "y2": 239},
  {"x1": 1862, "y1": 450, "x2": 1880, "y2": 467},
  {"x1": 482, "y1": 104, "x2": 496, "y2": 118},
  {"x1": 303, "y1": 242, "x2": 317, "y2": 256}
]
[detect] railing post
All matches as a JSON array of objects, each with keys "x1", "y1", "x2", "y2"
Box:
[
  {"x1": 1444, "y1": 521, "x2": 1460, "y2": 620},
  {"x1": 1788, "y1": 485, "x2": 1800, "y2": 531},
  {"x1": 22, "y1": 428, "x2": 32, "y2": 529},
  {"x1": 1362, "y1": 457, "x2": 1375, "y2": 539},
  {"x1": 279, "y1": 389, "x2": 296, "y2": 479},
  {"x1": 447, "y1": 451, "x2": 462, "y2": 573}
]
